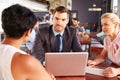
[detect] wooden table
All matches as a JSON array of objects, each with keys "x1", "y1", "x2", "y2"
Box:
[
  {"x1": 56, "y1": 60, "x2": 119, "y2": 80},
  {"x1": 90, "y1": 38, "x2": 104, "y2": 54},
  {"x1": 91, "y1": 46, "x2": 103, "y2": 54},
  {"x1": 78, "y1": 37, "x2": 91, "y2": 56},
  {"x1": 56, "y1": 73, "x2": 118, "y2": 80},
  {"x1": 79, "y1": 37, "x2": 91, "y2": 45},
  {"x1": 86, "y1": 74, "x2": 118, "y2": 80}
]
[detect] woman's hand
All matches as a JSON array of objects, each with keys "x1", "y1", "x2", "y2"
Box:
[
  {"x1": 103, "y1": 67, "x2": 119, "y2": 78},
  {"x1": 87, "y1": 60, "x2": 97, "y2": 67}
]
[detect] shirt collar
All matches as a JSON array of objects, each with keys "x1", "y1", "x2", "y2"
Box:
[{"x1": 52, "y1": 27, "x2": 64, "y2": 37}]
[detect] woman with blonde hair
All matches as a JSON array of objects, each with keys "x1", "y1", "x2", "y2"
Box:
[{"x1": 88, "y1": 13, "x2": 120, "y2": 78}]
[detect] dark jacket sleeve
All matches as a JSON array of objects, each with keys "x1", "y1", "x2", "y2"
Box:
[
  {"x1": 71, "y1": 28, "x2": 83, "y2": 52},
  {"x1": 31, "y1": 28, "x2": 45, "y2": 63}
]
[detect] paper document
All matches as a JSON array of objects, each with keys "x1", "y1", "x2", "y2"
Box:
[
  {"x1": 91, "y1": 43, "x2": 104, "y2": 48},
  {"x1": 86, "y1": 66, "x2": 120, "y2": 78},
  {"x1": 85, "y1": 66, "x2": 104, "y2": 76}
]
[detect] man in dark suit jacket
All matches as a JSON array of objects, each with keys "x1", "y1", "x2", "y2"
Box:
[{"x1": 31, "y1": 6, "x2": 83, "y2": 64}]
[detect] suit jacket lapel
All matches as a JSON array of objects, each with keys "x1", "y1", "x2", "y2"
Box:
[{"x1": 62, "y1": 27, "x2": 70, "y2": 51}]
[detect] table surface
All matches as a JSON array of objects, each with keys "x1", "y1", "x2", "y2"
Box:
[
  {"x1": 56, "y1": 60, "x2": 119, "y2": 80},
  {"x1": 79, "y1": 37, "x2": 104, "y2": 55},
  {"x1": 56, "y1": 74, "x2": 118, "y2": 80},
  {"x1": 79, "y1": 37, "x2": 91, "y2": 45}
]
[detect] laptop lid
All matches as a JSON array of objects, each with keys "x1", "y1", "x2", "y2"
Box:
[{"x1": 45, "y1": 52, "x2": 88, "y2": 76}]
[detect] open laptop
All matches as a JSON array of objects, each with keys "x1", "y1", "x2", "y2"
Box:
[{"x1": 45, "y1": 52, "x2": 88, "y2": 76}]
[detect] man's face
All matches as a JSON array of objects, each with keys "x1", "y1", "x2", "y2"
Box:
[
  {"x1": 72, "y1": 20, "x2": 79, "y2": 27},
  {"x1": 52, "y1": 12, "x2": 69, "y2": 33}
]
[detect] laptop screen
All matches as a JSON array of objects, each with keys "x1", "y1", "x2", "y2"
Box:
[{"x1": 45, "y1": 52, "x2": 88, "y2": 76}]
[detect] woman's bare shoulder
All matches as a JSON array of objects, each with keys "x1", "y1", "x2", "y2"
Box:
[{"x1": 11, "y1": 52, "x2": 53, "y2": 80}]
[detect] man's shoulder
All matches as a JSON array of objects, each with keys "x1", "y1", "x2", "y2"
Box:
[
  {"x1": 39, "y1": 26, "x2": 50, "y2": 31},
  {"x1": 39, "y1": 25, "x2": 52, "y2": 33},
  {"x1": 66, "y1": 26, "x2": 76, "y2": 32},
  {"x1": 64, "y1": 26, "x2": 76, "y2": 37}
]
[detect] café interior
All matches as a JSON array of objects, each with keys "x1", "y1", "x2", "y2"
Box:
[{"x1": 0, "y1": 0, "x2": 120, "y2": 80}]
